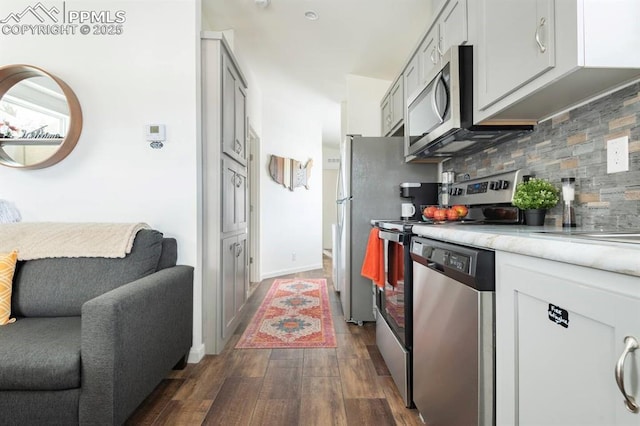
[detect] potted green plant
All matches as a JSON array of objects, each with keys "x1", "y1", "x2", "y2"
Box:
[{"x1": 512, "y1": 177, "x2": 560, "y2": 225}]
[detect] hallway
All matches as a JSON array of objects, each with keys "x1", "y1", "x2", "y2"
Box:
[{"x1": 126, "y1": 256, "x2": 423, "y2": 425}]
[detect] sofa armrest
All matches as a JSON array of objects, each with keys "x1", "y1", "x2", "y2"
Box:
[{"x1": 79, "y1": 265, "x2": 193, "y2": 426}]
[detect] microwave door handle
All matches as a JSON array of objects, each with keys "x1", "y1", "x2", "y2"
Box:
[{"x1": 431, "y1": 73, "x2": 448, "y2": 123}]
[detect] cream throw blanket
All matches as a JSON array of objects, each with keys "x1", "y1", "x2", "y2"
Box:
[{"x1": 0, "y1": 222, "x2": 151, "y2": 260}]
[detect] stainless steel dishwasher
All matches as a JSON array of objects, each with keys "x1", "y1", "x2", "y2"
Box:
[{"x1": 411, "y1": 236, "x2": 495, "y2": 426}]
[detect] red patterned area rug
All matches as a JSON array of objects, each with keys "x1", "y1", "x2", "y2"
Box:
[{"x1": 235, "y1": 278, "x2": 337, "y2": 349}]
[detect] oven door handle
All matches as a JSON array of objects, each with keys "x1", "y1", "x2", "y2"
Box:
[{"x1": 379, "y1": 230, "x2": 403, "y2": 243}]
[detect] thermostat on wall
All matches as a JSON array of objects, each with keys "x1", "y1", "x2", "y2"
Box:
[
  {"x1": 146, "y1": 124, "x2": 166, "y2": 141},
  {"x1": 146, "y1": 124, "x2": 165, "y2": 149}
]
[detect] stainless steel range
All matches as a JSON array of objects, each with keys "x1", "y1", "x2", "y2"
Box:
[
  {"x1": 372, "y1": 219, "x2": 423, "y2": 408},
  {"x1": 373, "y1": 169, "x2": 528, "y2": 412}
]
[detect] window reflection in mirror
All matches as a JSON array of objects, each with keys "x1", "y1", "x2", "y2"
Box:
[{"x1": 0, "y1": 76, "x2": 69, "y2": 166}]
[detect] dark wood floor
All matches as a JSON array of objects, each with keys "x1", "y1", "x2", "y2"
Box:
[{"x1": 126, "y1": 256, "x2": 423, "y2": 425}]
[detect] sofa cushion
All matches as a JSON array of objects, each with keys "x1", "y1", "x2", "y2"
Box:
[
  {"x1": 157, "y1": 238, "x2": 178, "y2": 270},
  {"x1": 12, "y1": 229, "x2": 163, "y2": 317},
  {"x1": 0, "y1": 250, "x2": 18, "y2": 325},
  {"x1": 0, "y1": 317, "x2": 81, "y2": 390}
]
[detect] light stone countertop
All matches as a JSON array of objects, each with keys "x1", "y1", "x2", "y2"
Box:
[{"x1": 411, "y1": 224, "x2": 640, "y2": 277}]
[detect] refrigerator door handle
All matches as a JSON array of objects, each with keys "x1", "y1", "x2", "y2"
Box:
[{"x1": 336, "y1": 196, "x2": 352, "y2": 204}]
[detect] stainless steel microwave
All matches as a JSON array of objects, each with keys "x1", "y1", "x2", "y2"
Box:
[{"x1": 406, "y1": 45, "x2": 533, "y2": 158}]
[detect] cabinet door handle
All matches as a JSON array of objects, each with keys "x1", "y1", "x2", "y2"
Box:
[
  {"x1": 235, "y1": 139, "x2": 242, "y2": 154},
  {"x1": 535, "y1": 17, "x2": 547, "y2": 53},
  {"x1": 430, "y1": 47, "x2": 437, "y2": 64},
  {"x1": 437, "y1": 37, "x2": 443, "y2": 57},
  {"x1": 615, "y1": 336, "x2": 639, "y2": 413}
]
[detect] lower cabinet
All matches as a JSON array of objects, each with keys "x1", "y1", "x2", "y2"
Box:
[
  {"x1": 496, "y1": 251, "x2": 640, "y2": 426},
  {"x1": 221, "y1": 232, "x2": 248, "y2": 340}
]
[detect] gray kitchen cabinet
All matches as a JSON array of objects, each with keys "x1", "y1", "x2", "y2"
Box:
[
  {"x1": 477, "y1": 0, "x2": 555, "y2": 111},
  {"x1": 222, "y1": 49, "x2": 247, "y2": 165},
  {"x1": 390, "y1": 78, "x2": 404, "y2": 130},
  {"x1": 222, "y1": 156, "x2": 247, "y2": 233},
  {"x1": 439, "y1": 0, "x2": 468, "y2": 57},
  {"x1": 221, "y1": 233, "x2": 248, "y2": 340},
  {"x1": 475, "y1": 0, "x2": 640, "y2": 123},
  {"x1": 496, "y1": 251, "x2": 640, "y2": 425},
  {"x1": 381, "y1": 92, "x2": 392, "y2": 136},
  {"x1": 380, "y1": 76, "x2": 404, "y2": 136},
  {"x1": 418, "y1": 27, "x2": 439, "y2": 90},
  {"x1": 202, "y1": 32, "x2": 250, "y2": 354},
  {"x1": 404, "y1": 52, "x2": 420, "y2": 104},
  {"x1": 418, "y1": 0, "x2": 468, "y2": 88}
]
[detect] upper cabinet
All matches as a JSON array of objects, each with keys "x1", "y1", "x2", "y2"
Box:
[
  {"x1": 381, "y1": 76, "x2": 404, "y2": 136},
  {"x1": 221, "y1": 50, "x2": 247, "y2": 165},
  {"x1": 404, "y1": 53, "x2": 420, "y2": 105},
  {"x1": 477, "y1": 0, "x2": 555, "y2": 112},
  {"x1": 381, "y1": 0, "x2": 468, "y2": 138},
  {"x1": 413, "y1": 0, "x2": 468, "y2": 101},
  {"x1": 475, "y1": 0, "x2": 640, "y2": 123}
]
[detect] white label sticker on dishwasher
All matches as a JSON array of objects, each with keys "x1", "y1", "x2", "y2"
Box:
[{"x1": 548, "y1": 304, "x2": 569, "y2": 328}]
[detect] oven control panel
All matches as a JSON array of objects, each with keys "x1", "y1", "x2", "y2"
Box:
[{"x1": 449, "y1": 169, "x2": 529, "y2": 206}]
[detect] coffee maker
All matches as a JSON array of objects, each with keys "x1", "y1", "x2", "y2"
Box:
[{"x1": 399, "y1": 182, "x2": 439, "y2": 220}]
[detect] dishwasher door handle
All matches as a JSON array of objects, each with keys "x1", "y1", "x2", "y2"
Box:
[{"x1": 427, "y1": 262, "x2": 445, "y2": 273}]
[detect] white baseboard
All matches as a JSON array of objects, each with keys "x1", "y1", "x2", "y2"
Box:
[
  {"x1": 260, "y1": 263, "x2": 323, "y2": 280},
  {"x1": 187, "y1": 343, "x2": 205, "y2": 363}
]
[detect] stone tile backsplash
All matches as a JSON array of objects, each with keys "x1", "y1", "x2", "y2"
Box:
[{"x1": 447, "y1": 81, "x2": 640, "y2": 230}]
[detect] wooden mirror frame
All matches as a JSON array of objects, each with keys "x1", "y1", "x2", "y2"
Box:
[{"x1": 0, "y1": 64, "x2": 83, "y2": 170}]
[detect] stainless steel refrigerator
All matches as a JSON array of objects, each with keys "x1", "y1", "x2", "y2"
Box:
[{"x1": 334, "y1": 135, "x2": 437, "y2": 323}]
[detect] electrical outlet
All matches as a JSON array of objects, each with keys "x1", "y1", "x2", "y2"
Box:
[
  {"x1": 607, "y1": 136, "x2": 629, "y2": 174},
  {"x1": 292, "y1": 253, "x2": 296, "y2": 261}
]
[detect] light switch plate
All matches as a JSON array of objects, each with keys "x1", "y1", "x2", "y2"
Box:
[{"x1": 607, "y1": 136, "x2": 629, "y2": 174}]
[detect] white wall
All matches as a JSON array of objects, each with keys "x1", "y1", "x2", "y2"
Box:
[
  {"x1": 259, "y1": 92, "x2": 323, "y2": 278},
  {"x1": 0, "y1": 0, "x2": 203, "y2": 357},
  {"x1": 343, "y1": 74, "x2": 391, "y2": 137}
]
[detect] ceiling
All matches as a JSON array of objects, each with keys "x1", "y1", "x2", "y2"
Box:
[{"x1": 202, "y1": 0, "x2": 433, "y2": 146}]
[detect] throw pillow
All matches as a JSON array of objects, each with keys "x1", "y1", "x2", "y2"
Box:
[{"x1": 0, "y1": 250, "x2": 18, "y2": 325}]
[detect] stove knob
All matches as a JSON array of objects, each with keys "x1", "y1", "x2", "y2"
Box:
[
  {"x1": 489, "y1": 181, "x2": 499, "y2": 190},
  {"x1": 450, "y1": 187, "x2": 463, "y2": 196},
  {"x1": 500, "y1": 180, "x2": 510, "y2": 189}
]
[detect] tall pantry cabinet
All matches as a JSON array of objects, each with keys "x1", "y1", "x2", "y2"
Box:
[{"x1": 201, "y1": 32, "x2": 249, "y2": 354}]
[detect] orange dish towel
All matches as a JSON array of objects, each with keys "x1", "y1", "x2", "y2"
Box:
[{"x1": 361, "y1": 227, "x2": 385, "y2": 288}]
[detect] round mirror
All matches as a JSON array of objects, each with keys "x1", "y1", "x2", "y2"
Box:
[{"x1": 0, "y1": 64, "x2": 82, "y2": 169}]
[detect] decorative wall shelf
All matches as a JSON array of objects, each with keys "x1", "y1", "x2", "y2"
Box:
[{"x1": 268, "y1": 154, "x2": 313, "y2": 191}]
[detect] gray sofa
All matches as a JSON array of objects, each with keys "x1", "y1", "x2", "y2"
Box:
[{"x1": 0, "y1": 229, "x2": 194, "y2": 425}]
